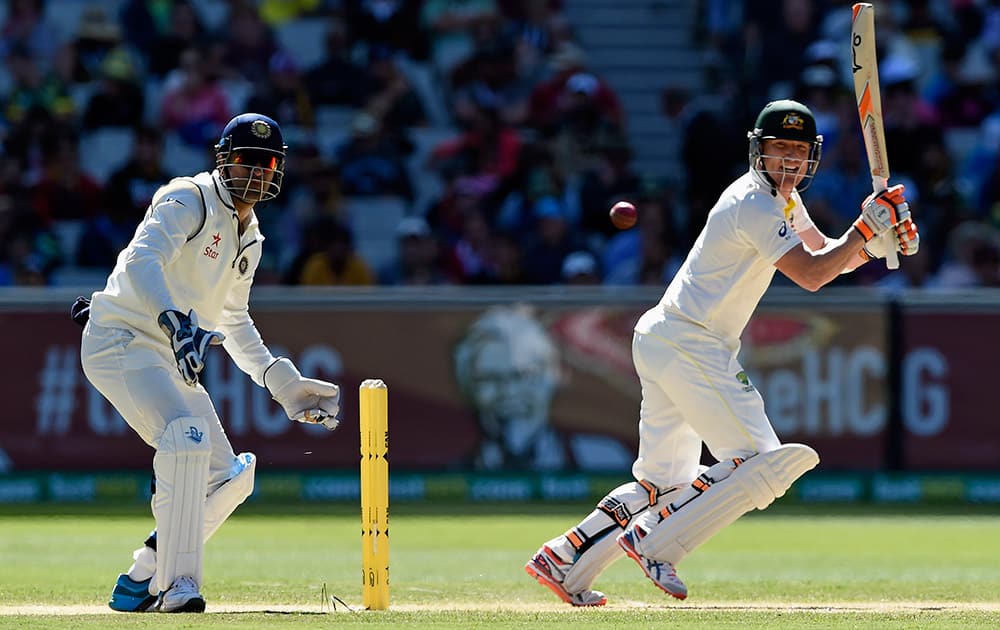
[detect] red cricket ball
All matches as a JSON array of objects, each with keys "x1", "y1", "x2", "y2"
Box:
[{"x1": 609, "y1": 201, "x2": 637, "y2": 230}]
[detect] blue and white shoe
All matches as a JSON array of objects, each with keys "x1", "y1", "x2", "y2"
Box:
[
  {"x1": 617, "y1": 526, "x2": 688, "y2": 600},
  {"x1": 108, "y1": 573, "x2": 157, "y2": 612}
]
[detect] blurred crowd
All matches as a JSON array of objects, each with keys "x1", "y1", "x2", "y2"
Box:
[{"x1": 1, "y1": 0, "x2": 1000, "y2": 290}]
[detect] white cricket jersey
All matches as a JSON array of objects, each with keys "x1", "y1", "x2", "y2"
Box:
[
  {"x1": 89, "y1": 170, "x2": 277, "y2": 386},
  {"x1": 637, "y1": 170, "x2": 804, "y2": 346}
]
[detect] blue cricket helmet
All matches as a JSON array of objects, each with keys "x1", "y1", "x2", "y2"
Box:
[{"x1": 214, "y1": 113, "x2": 287, "y2": 202}]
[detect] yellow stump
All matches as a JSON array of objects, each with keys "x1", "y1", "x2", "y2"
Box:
[{"x1": 359, "y1": 379, "x2": 389, "y2": 610}]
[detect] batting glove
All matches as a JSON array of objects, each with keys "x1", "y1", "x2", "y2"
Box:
[
  {"x1": 853, "y1": 184, "x2": 910, "y2": 242},
  {"x1": 861, "y1": 217, "x2": 920, "y2": 261},
  {"x1": 264, "y1": 358, "x2": 341, "y2": 431},
  {"x1": 897, "y1": 218, "x2": 920, "y2": 256},
  {"x1": 157, "y1": 309, "x2": 226, "y2": 387}
]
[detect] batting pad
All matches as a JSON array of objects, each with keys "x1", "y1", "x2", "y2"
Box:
[
  {"x1": 203, "y1": 452, "x2": 256, "y2": 542},
  {"x1": 635, "y1": 444, "x2": 819, "y2": 566},
  {"x1": 153, "y1": 417, "x2": 211, "y2": 593},
  {"x1": 554, "y1": 480, "x2": 667, "y2": 592}
]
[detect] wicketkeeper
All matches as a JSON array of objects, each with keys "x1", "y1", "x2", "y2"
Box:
[
  {"x1": 525, "y1": 99, "x2": 919, "y2": 605},
  {"x1": 79, "y1": 113, "x2": 341, "y2": 613}
]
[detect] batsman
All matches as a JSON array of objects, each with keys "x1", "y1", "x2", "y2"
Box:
[
  {"x1": 79, "y1": 114, "x2": 342, "y2": 613},
  {"x1": 526, "y1": 99, "x2": 919, "y2": 605}
]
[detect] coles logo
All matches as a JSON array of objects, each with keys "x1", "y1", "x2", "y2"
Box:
[{"x1": 204, "y1": 233, "x2": 222, "y2": 260}]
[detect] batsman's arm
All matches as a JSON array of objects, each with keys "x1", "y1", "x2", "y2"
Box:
[{"x1": 775, "y1": 229, "x2": 869, "y2": 292}]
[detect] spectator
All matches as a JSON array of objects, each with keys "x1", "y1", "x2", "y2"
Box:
[
  {"x1": 81, "y1": 48, "x2": 145, "y2": 130},
  {"x1": 119, "y1": 0, "x2": 171, "y2": 60},
  {"x1": 30, "y1": 130, "x2": 103, "y2": 225},
  {"x1": 445, "y1": 203, "x2": 497, "y2": 283},
  {"x1": 0, "y1": 200, "x2": 57, "y2": 285},
  {"x1": 246, "y1": 50, "x2": 316, "y2": 128},
  {"x1": 429, "y1": 88, "x2": 521, "y2": 200},
  {"x1": 519, "y1": 178, "x2": 585, "y2": 284},
  {"x1": 577, "y1": 131, "x2": 640, "y2": 240},
  {"x1": 422, "y1": 0, "x2": 498, "y2": 73},
  {"x1": 602, "y1": 193, "x2": 683, "y2": 286},
  {"x1": 77, "y1": 126, "x2": 167, "y2": 269},
  {"x1": 222, "y1": 1, "x2": 279, "y2": 81},
  {"x1": 667, "y1": 86, "x2": 746, "y2": 248},
  {"x1": 160, "y1": 46, "x2": 232, "y2": 147},
  {"x1": 334, "y1": 112, "x2": 414, "y2": 199},
  {"x1": 103, "y1": 125, "x2": 167, "y2": 220},
  {"x1": 805, "y1": 132, "x2": 875, "y2": 231},
  {"x1": 880, "y1": 55, "x2": 945, "y2": 182},
  {"x1": 496, "y1": 153, "x2": 573, "y2": 234},
  {"x1": 360, "y1": 45, "x2": 428, "y2": 130},
  {"x1": 492, "y1": 230, "x2": 527, "y2": 284},
  {"x1": 305, "y1": 19, "x2": 369, "y2": 107},
  {"x1": 297, "y1": 216, "x2": 375, "y2": 285},
  {"x1": 3, "y1": 44, "x2": 75, "y2": 126},
  {"x1": 936, "y1": 48, "x2": 997, "y2": 128},
  {"x1": 3, "y1": 106, "x2": 62, "y2": 186},
  {"x1": 931, "y1": 221, "x2": 1000, "y2": 289},
  {"x1": 343, "y1": 0, "x2": 429, "y2": 61},
  {"x1": 503, "y1": 0, "x2": 566, "y2": 78},
  {"x1": 144, "y1": 1, "x2": 207, "y2": 78},
  {"x1": 73, "y1": 6, "x2": 125, "y2": 83},
  {"x1": 742, "y1": 0, "x2": 819, "y2": 102},
  {"x1": 547, "y1": 72, "x2": 625, "y2": 180},
  {"x1": 379, "y1": 215, "x2": 449, "y2": 285},
  {"x1": 561, "y1": 250, "x2": 601, "y2": 285},
  {"x1": 0, "y1": 0, "x2": 61, "y2": 71},
  {"x1": 259, "y1": 0, "x2": 323, "y2": 26},
  {"x1": 528, "y1": 42, "x2": 624, "y2": 131}
]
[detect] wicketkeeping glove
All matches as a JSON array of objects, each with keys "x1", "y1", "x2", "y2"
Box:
[
  {"x1": 264, "y1": 358, "x2": 341, "y2": 431},
  {"x1": 157, "y1": 309, "x2": 226, "y2": 387},
  {"x1": 853, "y1": 184, "x2": 910, "y2": 242},
  {"x1": 861, "y1": 217, "x2": 920, "y2": 260}
]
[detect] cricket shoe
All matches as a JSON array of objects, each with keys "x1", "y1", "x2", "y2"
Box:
[
  {"x1": 154, "y1": 576, "x2": 206, "y2": 613},
  {"x1": 108, "y1": 574, "x2": 157, "y2": 612},
  {"x1": 617, "y1": 526, "x2": 687, "y2": 600},
  {"x1": 524, "y1": 545, "x2": 607, "y2": 606}
]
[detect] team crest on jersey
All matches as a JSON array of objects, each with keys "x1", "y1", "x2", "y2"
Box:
[
  {"x1": 251, "y1": 120, "x2": 271, "y2": 138},
  {"x1": 736, "y1": 371, "x2": 755, "y2": 392},
  {"x1": 782, "y1": 113, "x2": 805, "y2": 131},
  {"x1": 238, "y1": 256, "x2": 249, "y2": 275}
]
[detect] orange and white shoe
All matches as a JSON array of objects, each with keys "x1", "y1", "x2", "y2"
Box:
[
  {"x1": 524, "y1": 546, "x2": 607, "y2": 607},
  {"x1": 617, "y1": 526, "x2": 687, "y2": 600}
]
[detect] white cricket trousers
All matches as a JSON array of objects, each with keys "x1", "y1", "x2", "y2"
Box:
[
  {"x1": 630, "y1": 314, "x2": 781, "y2": 489},
  {"x1": 80, "y1": 320, "x2": 239, "y2": 490}
]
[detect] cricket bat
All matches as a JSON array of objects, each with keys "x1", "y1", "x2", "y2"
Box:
[{"x1": 851, "y1": 2, "x2": 899, "y2": 270}]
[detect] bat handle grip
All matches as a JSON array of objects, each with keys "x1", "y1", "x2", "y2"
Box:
[{"x1": 872, "y1": 177, "x2": 900, "y2": 270}]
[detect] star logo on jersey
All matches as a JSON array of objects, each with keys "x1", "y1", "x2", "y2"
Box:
[{"x1": 204, "y1": 232, "x2": 221, "y2": 260}]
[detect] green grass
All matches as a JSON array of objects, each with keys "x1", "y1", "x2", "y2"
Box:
[{"x1": 1, "y1": 502, "x2": 999, "y2": 628}]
